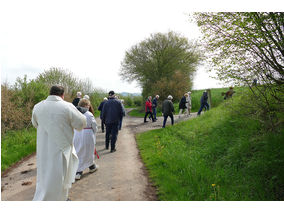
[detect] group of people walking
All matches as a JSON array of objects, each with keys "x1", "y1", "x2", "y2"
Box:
[
  {"x1": 31, "y1": 85, "x2": 226, "y2": 201},
  {"x1": 31, "y1": 86, "x2": 124, "y2": 201}
]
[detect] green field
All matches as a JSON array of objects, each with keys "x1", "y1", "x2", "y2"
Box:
[
  {"x1": 136, "y1": 96, "x2": 284, "y2": 200},
  {"x1": 1, "y1": 128, "x2": 37, "y2": 171}
]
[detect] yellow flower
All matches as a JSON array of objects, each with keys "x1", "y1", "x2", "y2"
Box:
[{"x1": 212, "y1": 184, "x2": 216, "y2": 187}]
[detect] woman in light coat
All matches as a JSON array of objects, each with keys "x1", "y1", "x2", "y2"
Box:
[{"x1": 73, "y1": 98, "x2": 98, "y2": 180}]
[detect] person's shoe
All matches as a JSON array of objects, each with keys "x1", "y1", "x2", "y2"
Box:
[
  {"x1": 110, "y1": 148, "x2": 116, "y2": 153},
  {"x1": 66, "y1": 198, "x2": 71, "y2": 201},
  {"x1": 89, "y1": 164, "x2": 98, "y2": 173},
  {"x1": 102, "y1": 130, "x2": 104, "y2": 133},
  {"x1": 144, "y1": 121, "x2": 148, "y2": 123},
  {"x1": 75, "y1": 172, "x2": 83, "y2": 180}
]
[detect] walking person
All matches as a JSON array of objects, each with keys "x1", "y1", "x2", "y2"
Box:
[
  {"x1": 152, "y1": 95, "x2": 159, "y2": 121},
  {"x1": 73, "y1": 98, "x2": 98, "y2": 180},
  {"x1": 162, "y1": 95, "x2": 175, "y2": 128},
  {"x1": 197, "y1": 91, "x2": 210, "y2": 116},
  {"x1": 178, "y1": 93, "x2": 188, "y2": 118},
  {"x1": 118, "y1": 99, "x2": 126, "y2": 130},
  {"x1": 72, "y1": 91, "x2": 82, "y2": 106},
  {"x1": 31, "y1": 85, "x2": 86, "y2": 201},
  {"x1": 102, "y1": 91, "x2": 124, "y2": 153},
  {"x1": 144, "y1": 96, "x2": 155, "y2": 123},
  {"x1": 186, "y1": 91, "x2": 192, "y2": 116},
  {"x1": 98, "y1": 97, "x2": 108, "y2": 133}
]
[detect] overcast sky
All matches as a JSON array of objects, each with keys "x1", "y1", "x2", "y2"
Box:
[{"x1": 0, "y1": 0, "x2": 282, "y2": 93}]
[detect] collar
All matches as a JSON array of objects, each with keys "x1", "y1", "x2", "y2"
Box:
[{"x1": 46, "y1": 95, "x2": 63, "y2": 101}]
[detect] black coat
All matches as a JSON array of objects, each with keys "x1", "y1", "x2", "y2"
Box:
[
  {"x1": 162, "y1": 99, "x2": 174, "y2": 116},
  {"x1": 72, "y1": 98, "x2": 80, "y2": 107},
  {"x1": 200, "y1": 92, "x2": 208, "y2": 104},
  {"x1": 98, "y1": 100, "x2": 107, "y2": 119},
  {"x1": 102, "y1": 97, "x2": 123, "y2": 124},
  {"x1": 179, "y1": 96, "x2": 187, "y2": 109}
]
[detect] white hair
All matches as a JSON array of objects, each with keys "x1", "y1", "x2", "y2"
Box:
[
  {"x1": 77, "y1": 91, "x2": 82, "y2": 97},
  {"x1": 168, "y1": 95, "x2": 173, "y2": 100},
  {"x1": 103, "y1": 97, "x2": 108, "y2": 101},
  {"x1": 83, "y1": 95, "x2": 90, "y2": 100}
]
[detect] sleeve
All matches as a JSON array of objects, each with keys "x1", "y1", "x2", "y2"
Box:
[
  {"x1": 90, "y1": 115, "x2": 98, "y2": 134},
  {"x1": 69, "y1": 104, "x2": 87, "y2": 130},
  {"x1": 31, "y1": 109, "x2": 38, "y2": 128}
]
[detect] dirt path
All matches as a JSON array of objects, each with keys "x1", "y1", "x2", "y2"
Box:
[{"x1": 1, "y1": 109, "x2": 197, "y2": 201}]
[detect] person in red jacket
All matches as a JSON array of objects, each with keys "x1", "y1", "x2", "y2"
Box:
[{"x1": 144, "y1": 96, "x2": 155, "y2": 123}]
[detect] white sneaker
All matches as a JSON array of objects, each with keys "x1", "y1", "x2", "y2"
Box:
[
  {"x1": 89, "y1": 164, "x2": 99, "y2": 173},
  {"x1": 75, "y1": 173, "x2": 82, "y2": 180}
]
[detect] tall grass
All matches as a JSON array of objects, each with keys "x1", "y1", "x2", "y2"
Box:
[
  {"x1": 136, "y1": 96, "x2": 284, "y2": 200},
  {"x1": 1, "y1": 128, "x2": 37, "y2": 172}
]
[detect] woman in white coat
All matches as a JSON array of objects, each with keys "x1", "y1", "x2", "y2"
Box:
[{"x1": 73, "y1": 98, "x2": 98, "y2": 180}]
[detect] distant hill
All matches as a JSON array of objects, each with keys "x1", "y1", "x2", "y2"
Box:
[{"x1": 119, "y1": 92, "x2": 141, "y2": 97}]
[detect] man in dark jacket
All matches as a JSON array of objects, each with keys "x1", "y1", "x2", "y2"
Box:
[
  {"x1": 72, "y1": 91, "x2": 82, "y2": 106},
  {"x1": 197, "y1": 91, "x2": 210, "y2": 115},
  {"x1": 102, "y1": 91, "x2": 123, "y2": 152},
  {"x1": 98, "y1": 97, "x2": 108, "y2": 133},
  {"x1": 162, "y1": 95, "x2": 175, "y2": 128},
  {"x1": 152, "y1": 95, "x2": 159, "y2": 121}
]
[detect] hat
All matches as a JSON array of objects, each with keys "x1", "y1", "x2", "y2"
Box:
[
  {"x1": 168, "y1": 95, "x2": 173, "y2": 100},
  {"x1": 108, "y1": 90, "x2": 115, "y2": 96}
]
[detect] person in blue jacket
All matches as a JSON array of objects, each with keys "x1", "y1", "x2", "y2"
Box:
[
  {"x1": 102, "y1": 91, "x2": 123, "y2": 153},
  {"x1": 197, "y1": 91, "x2": 210, "y2": 115}
]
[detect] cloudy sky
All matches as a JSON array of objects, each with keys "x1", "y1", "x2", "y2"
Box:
[{"x1": 0, "y1": 0, "x2": 280, "y2": 93}]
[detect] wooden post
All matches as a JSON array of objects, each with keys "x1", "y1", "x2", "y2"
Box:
[{"x1": 206, "y1": 89, "x2": 212, "y2": 108}]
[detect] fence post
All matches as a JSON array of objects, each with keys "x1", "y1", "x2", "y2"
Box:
[{"x1": 206, "y1": 89, "x2": 212, "y2": 108}]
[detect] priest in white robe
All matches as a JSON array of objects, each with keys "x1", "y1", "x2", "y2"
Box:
[{"x1": 32, "y1": 85, "x2": 86, "y2": 201}]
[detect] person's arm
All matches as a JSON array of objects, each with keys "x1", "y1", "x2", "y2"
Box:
[
  {"x1": 90, "y1": 114, "x2": 98, "y2": 134},
  {"x1": 70, "y1": 104, "x2": 87, "y2": 130},
  {"x1": 31, "y1": 109, "x2": 38, "y2": 128}
]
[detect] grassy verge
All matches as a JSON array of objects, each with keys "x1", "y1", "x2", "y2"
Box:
[
  {"x1": 1, "y1": 128, "x2": 37, "y2": 172},
  {"x1": 136, "y1": 98, "x2": 284, "y2": 200}
]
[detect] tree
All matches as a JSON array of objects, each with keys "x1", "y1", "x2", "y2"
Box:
[
  {"x1": 193, "y1": 12, "x2": 284, "y2": 129},
  {"x1": 120, "y1": 31, "x2": 201, "y2": 101}
]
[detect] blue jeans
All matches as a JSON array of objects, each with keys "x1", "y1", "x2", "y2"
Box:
[
  {"x1": 197, "y1": 102, "x2": 210, "y2": 115},
  {"x1": 105, "y1": 122, "x2": 119, "y2": 150},
  {"x1": 162, "y1": 114, "x2": 174, "y2": 128},
  {"x1": 153, "y1": 108, "x2": 157, "y2": 120}
]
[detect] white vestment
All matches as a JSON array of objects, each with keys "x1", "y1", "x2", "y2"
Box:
[
  {"x1": 32, "y1": 95, "x2": 86, "y2": 201},
  {"x1": 73, "y1": 110, "x2": 98, "y2": 172}
]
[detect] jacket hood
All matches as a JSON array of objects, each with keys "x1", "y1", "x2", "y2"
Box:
[{"x1": 76, "y1": 106, "x2": 88, "y2": 114}]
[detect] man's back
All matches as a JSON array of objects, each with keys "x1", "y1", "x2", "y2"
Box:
[
  {"x1": 162, "y1": 99, "x2": 174, "y2": 116},
  {"x1": 102, "y1": 98, "x2": 123, "y2": 124}
]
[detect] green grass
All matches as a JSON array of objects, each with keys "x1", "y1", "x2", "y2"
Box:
[
  {"x1": 136, "y1": 97, "x2": 284, "y2": 200},
  {"x1": 1, "y1": 128, "x2": 37, "y2": 172}
]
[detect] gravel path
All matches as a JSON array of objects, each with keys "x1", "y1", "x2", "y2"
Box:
[{"x1": 1, "y1": 109, "x2": 197, "y2": 201}]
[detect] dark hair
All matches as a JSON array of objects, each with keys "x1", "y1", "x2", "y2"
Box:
[
  {"x1": 108, "y1": 90, "x2": 115, "y2": 96},
  {"x1": 50, "y1": 85, "x2": 64, "y2": 96}
]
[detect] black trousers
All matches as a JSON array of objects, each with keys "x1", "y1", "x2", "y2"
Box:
[
  {"x1": 105, "y1": 122, "x2": 119, "y2": 150},
  {"x1": 163, "y1": 114, "x2": 174, "y2": 128},
  {"x1": 101, "y1": 119, "x2": 105, "y2": 131},
  {"x1": 144, "y1": 111, "x2": 154, "y2": 122}
]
